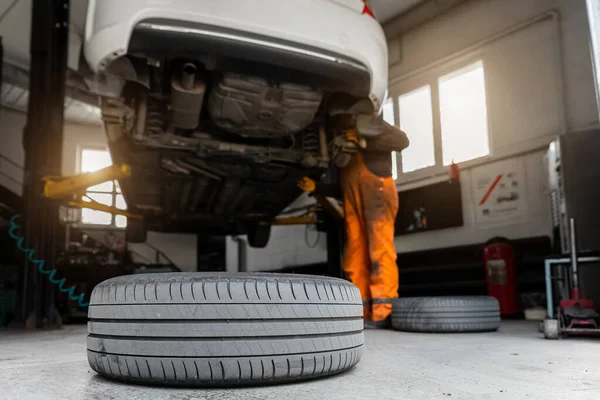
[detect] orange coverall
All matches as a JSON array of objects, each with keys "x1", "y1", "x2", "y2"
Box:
[
  {"x1": 341, "y1": 151, "x2": 400, "y2": 322},
  {"x1": 305, "y1": 119, "x2": 409, "y2": 322}
]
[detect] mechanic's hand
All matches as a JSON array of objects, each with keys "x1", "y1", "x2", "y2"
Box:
[
  {"x1": 344, "y1": 129, "x2": 367, "y2": 149},
  {"x1": 297, "y1": 177, "x2": 316, "y2": 193}
]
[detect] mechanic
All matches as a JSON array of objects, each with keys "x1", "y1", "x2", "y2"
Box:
[{"x1": 298, "y1": 114, "x2": 409, "y2": 329}]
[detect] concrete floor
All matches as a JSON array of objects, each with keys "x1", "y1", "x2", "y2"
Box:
[{"x1": 1, "y1": 322, "x2": 599, "y2": 400}]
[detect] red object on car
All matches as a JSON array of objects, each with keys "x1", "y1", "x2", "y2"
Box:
[
  {"x1": 484, "y1": 241, "x2": 520, "y2": 316},
  {"x1": 361, "y1": 0, "x2": 376, "y2": 18}
]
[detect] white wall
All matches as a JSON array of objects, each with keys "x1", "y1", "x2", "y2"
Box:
[
  {"x1": 225, "y1": 193, "x2": 328, "y2": 272},
  {"x1": 387, "y1": 0, "x2": 598, "y2": 253},
  {"x1": 587, "y1": 0, "x2": 600, "y2": 114},
  {"x1": 129, "y1": 233, "x2": 197, "y2": 273}
]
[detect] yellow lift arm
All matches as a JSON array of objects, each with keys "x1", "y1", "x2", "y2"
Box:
[
  {"x1": 42, "y1": 164, "x2": 142, "y2": 219},
  {"x1": 67, "y1": 198, "x2": 142, "y2": 220},
  {"x1": 43, "y1": 164, "x2": 132, "y2": 199},
  {"x1": 267, "y1": 214, "x2": 321, "y2": 226}
]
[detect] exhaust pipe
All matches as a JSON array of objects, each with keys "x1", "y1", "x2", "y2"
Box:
[
  {"x1": 181, "y1": 63, "x2": 197, "y2": 90},
  {"x1": 171, "y1": 62, "x2": 206, "y2": 130}
]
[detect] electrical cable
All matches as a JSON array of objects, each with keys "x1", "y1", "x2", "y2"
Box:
[{"x1": 8, "y1": 214, "x2": 89, "y2": 308}]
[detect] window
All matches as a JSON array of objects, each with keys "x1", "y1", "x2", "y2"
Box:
[
  {"x1": 392, "y1": 60, "x2": 490, "y2": 177},
  {"x1": 80, "y1": 148, "x2": 127, "y2": 228},
  {"x1": 439, "y1": 61, "x2": 490, "y2": 165},
  {"x1": 381, "y1": 98, "x2": 399, "y2": 180},
  {"x1": 398, "y1": 85, "x2": 435, "y2": 173}
]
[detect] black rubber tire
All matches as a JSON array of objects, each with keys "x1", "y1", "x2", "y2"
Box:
[
  {"x1": 391, "y1": 296, "x2": 500, "y2": 333},
  {"x1": 247, "y1": 224, "x2": 271, "y2": 248},
  {"x1": 87, "y1": 273, "x2": 363, "y2": 387},
  {"x1": 126, "y1": 219, "x2": 147, "y2": 243}
]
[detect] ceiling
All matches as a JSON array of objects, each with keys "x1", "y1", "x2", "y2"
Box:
[{"x1": 370, "y1": 0, "x2": 425, "y2": 23}]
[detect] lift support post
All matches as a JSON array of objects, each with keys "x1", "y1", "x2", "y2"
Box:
[{"x1": 18, "y1": 0, "x2": 70, "y2": 328}]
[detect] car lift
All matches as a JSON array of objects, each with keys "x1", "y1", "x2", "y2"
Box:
[{"x1": 42, "y1": 164, "x2": 142, "y2": 220}]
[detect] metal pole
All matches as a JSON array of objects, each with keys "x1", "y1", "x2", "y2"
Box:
[
  {"x1": 569, "y1": 217, "x2": 580, "y2": 301},
  {"x1": 231, "y1": 236, "x2": 247, "y2": 273},
  {"x1": 544, "y1": 260, "x2": 554, "y2": 319},
  {"x1": 20, "y1": 0, "x2": 70, "y2": 328}
]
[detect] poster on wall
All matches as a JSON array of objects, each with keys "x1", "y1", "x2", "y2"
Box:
[{"x1": 471, "y1": 158, "x2": 528, "y2": 227}]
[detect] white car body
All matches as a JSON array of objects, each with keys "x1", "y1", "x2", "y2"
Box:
[{"x1": 84, "y1": 0, "x2": 388, "y2": 112}]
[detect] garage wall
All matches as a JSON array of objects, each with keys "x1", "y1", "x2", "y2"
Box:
[
  {"x1": 587, "y1": 0, "x2": 600, "y2": 112},
  {"x1": 129, "y1": 233, "x2": 197, "y2": 273},
  {"x1": 225, "y1": 193, "x2": 327, "y2": 272},
  {"x1": 386, "y1": 0, "x2": 598, "y2": 253}
]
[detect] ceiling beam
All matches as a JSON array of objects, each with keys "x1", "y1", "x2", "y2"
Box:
[
  {"x1": 2, "y1": 60, "x2": 99, "y2": 107},
  {"x1": 383, "y1": 0, "x2": 470, "y2": 40}
]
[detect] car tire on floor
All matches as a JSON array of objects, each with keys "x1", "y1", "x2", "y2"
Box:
[
  {"x1": 391, "y1": 296, "x2": 501, "y2": 333},
  {"x1": 87, "y1": 273, "x2": 363, "y2": 387}
]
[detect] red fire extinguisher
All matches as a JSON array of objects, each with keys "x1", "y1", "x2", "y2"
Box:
[{"x1": 483, "y1": 238, "x2": 520, "y2": 316}]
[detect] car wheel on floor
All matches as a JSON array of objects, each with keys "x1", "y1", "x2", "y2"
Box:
[
  {"x1": 87, "y1": 273, "x2": 363, "y2": 387},
  {"x1": 247, "y1": 223, "x2": 271, "y2": 248},
  {"x1": 391, "y1": 296, "x2": 501, "y2": 333},
  {"x1": 126, "y1": 219, "x2": 147, "y2": 243}
]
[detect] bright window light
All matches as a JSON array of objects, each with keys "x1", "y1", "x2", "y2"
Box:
[
  {"x1": 399, "y1": 86, "x2": 435, "y2": 173},
  {"x1": 81, "y1": 192, "x2": 113, "y2": 225},
  {"x1": 381, "y1": 98, "x2": 399, "y2": 180},
  {"x1": 79, "y1": 147, "x2": 127, "y2": 227},
  {"x1": 81, "y1": 148, "x2": 113, "y2": 192},
  {"x1": 382, "y1": 98, "x2": 395, "y2": 125},
  {"x1": 115, "y1": 215, "x2": 127, "y2": 228},
  {"x1": 116, "y1": 194, "x2": 127, "y2": 210},
  {"x1": 439, "y1": 61, "x2": 490, "y2": 165}
]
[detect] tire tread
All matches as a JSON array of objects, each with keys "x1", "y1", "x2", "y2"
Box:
[
  {"x1": 391, "y1": 296, "x2": 500, "y2": 333},
  {"x1": 87, "y1": 273, "x2": 362, "y2": 387}
]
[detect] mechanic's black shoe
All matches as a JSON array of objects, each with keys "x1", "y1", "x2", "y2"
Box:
[{"x1": 364, "y1": 317, "x2": 392, "y2": 330}]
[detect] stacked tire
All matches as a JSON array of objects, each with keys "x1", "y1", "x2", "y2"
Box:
[
  {"x1": 87, "y1": 273, "x2": 364, "y2": 387},
  {"x1": 391, "y1": 296, "x2": 501, "y2": 333}
]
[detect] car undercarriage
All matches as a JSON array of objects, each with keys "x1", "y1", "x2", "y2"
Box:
[{"x1": 100, "y1": 53, "x2": 365, "y2": 246}]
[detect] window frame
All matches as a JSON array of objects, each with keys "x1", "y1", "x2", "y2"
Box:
[{"x1": 388, "y1": 54, "x2": 493, "y2": 184}]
